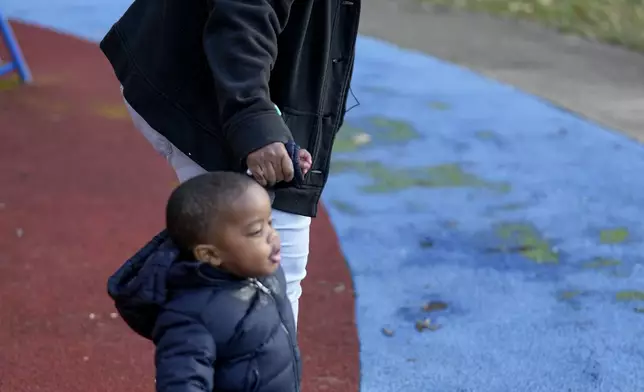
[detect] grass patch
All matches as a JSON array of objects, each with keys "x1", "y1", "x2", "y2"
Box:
[
  {"x1": 493, "y1": 222, "x2": 559, "y2": 263},
  {"x1": 420, "y1": 0, "x2": 644, "y2": 51},
  {"x1": 599, "y1": 227, "x2": 630, "y2": 244},
  {"x1": 615, "y1": 290, "x2": 644, "y2": 301},
  {"x1": 331, "y1": 160, "x2": 510, "y2": 193}
]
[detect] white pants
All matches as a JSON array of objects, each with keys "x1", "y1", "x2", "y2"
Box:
[{"x1": 124, "y1": 99, "x2": 311, "y2": 324}]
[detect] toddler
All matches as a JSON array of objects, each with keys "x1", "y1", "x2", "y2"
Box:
[{"x1": 108, "y1": 171, "x2": 300, "y2": 392}]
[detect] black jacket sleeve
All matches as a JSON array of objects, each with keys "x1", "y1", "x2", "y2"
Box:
[
  {"x1": 204, "y1": 0, "x2": 295, "y2": 165},
  {"x1": 154, "y1": 310, "x2": 215, "y2": 392}
]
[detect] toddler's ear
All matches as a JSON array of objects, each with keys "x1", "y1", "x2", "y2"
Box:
[{"x1": 193, "y1": 244, "x2": 222, "y2": 267}]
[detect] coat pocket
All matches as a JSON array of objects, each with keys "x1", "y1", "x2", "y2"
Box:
[
  {"x1": 281, "y1": 108, "x2": 332, "y2": 187},
  {"x1": 281, "y1": 109, "x2": 319, "y2": 156}
]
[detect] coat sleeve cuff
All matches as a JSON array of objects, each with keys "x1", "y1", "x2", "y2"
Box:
[{"x1": 225, "y1": 111, "x2": 294, "y2": 168}]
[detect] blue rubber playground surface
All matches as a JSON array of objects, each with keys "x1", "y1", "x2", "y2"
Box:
[{"x1": 5, "y1": 1, "x2": 644, "y2": 391}]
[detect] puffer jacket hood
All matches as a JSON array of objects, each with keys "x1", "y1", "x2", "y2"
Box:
[{"x1": 107, "y1": 230, "x2": 177, "y2": 339}]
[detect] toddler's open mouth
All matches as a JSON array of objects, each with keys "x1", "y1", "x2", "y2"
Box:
[{"x1": 269, "y1": 246, "x2": 281, "y2": 264}]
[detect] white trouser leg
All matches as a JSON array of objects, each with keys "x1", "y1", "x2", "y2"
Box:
[
  {"x1": 124, "y1": 99, "x2": 311, "y2": 324},
  {"x1": 270, "y1": 209, "x2": 310, "y2": 324}
]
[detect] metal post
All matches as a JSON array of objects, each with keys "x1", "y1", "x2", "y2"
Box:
[{"x1": 0, "y1": 12, "x2": 32, "y2": 83}]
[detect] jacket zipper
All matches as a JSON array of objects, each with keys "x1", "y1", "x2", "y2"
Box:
[{"x1": 250, "y1": 279, "x2": 301, "y2": 392}]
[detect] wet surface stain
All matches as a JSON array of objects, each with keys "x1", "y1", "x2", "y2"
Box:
[
  {"x1": 492, "y1": 222, "x2": 559, "y2": 263},
  {"x1": 442, "y1": 220, "x2": 459, "y2": 229},
  {"x1": 419, "y1": 237, "x2": 434, "y2": 248},
  {"x1": 427, "y1": 101, "x2": 450, "y2": 111},
  {"x1": 331, "y1": 160, "x2": 510, "y2": 193},
  {"x1": 363, "y1": 85, "x2": 396, "y2": 95},
  {"x1": 582, "y1": 258, "x2": 621, "y2": 269},
  {"x1": 553, "y1": 128, "x2": 568, "y2": 137},
  {"x1": 474, "y1": 130, "x2": 498, "y2": 140},
  {"x1": 599, "y1": 228, "x2": 629, "y2": 244},
  {"x1": 92, "y1": 103, "x2": 129, "y2": 120},
  {"x1": 405, "y1": 200, "x2": 427, "y2": 213},
  {"x1": 362, "y1": 85, "x2": 428, "y2": 99},
  {"x1": 330, "y1": 200, "x2": 362, "y2": 215},
  {"x1": 497, "y1": 203, "x2": 528, "y2": 210},
  {"x1": 559, "y1": 290, "x2": 583, "y2": 301},
  {"x1": 610, "y1": 271, "x2": 632, "y2": 279},
  {"x1": 615, "y1": 290, "x2": 644, "y2": 301},
  {"x1": 488, "y1": 202, "x2": 530, "y2": 213}
]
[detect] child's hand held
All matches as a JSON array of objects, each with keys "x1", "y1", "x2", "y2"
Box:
[{"x1": 298, "y1": 149, "x2": 312, "y2": 175}]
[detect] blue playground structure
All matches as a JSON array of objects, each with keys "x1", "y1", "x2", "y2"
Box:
[{"x1": 0, "y1": 11, "x2": 32, "y2": 83}]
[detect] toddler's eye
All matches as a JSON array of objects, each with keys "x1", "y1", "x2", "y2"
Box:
[{"x1": 247, "y1": 224, "x2": 263, "y2": 237}]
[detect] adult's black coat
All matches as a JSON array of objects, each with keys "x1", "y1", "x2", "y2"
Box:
[{"x1": 100, "y1": 0, "x2": 361, "y2": 217}]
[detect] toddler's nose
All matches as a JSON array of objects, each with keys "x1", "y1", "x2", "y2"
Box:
[{"x1": 268, "y1": 228, "x2": 280, "y2": 246}]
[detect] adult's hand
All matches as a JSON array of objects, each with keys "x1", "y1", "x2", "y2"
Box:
[{"x1": 247, "y1": 142, "x2": 295, "y2": 187}]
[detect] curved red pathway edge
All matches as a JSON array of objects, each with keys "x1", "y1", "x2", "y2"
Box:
[{"x1": 0, "y1": 22, "x2": 359, "y2": 392}]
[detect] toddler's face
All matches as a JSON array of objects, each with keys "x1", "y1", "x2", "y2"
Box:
[{"x1": 196, "y1": 183, "x2": 281, "y2": 278}]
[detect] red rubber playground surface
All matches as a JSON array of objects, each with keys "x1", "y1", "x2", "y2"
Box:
[{"x1": 0, "y1": 22, "x2": 359, "y2": 392}]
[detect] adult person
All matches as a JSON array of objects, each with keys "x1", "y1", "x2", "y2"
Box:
[{"x1": 100, "y1": 0, "x2": 361, "y2": 324}]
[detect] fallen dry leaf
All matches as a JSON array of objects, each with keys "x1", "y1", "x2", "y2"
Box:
[
  {"x1": 422, "y1": 301, "x2": 448, "y2": 312},
  {"x1": 415, "y1": 318, "x2": 442, "y2": 332},
  {"x1": 333, "y1": 283, "x2": 346, "y2": 293},
  {"x1": 415, "y1": 318, "x2": 430, "y2": 331}
]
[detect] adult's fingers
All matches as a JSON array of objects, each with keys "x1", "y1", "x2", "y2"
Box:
[
  {"x1": 280, "y1": 152, "x2": 295, "y2": 182},
  {"x1": 263, "y1": 163, "x2": 278, "y2": 186},
  {"x1": 250, "y1": 166, "x2": 268, "y2": 186}
]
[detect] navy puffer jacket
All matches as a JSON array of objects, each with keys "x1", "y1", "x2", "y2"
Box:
[{"x1": 107, "y1": 231, "x2": 301, "y2": 392}]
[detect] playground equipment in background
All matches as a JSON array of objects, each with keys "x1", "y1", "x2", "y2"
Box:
[{"x1": 0, "y1": 12, "x2": 32, "y2": 83}]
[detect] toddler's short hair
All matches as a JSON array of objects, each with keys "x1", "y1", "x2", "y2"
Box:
[{"x1": 166, "y1": 172, "x2": 257, "y2": 252}]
